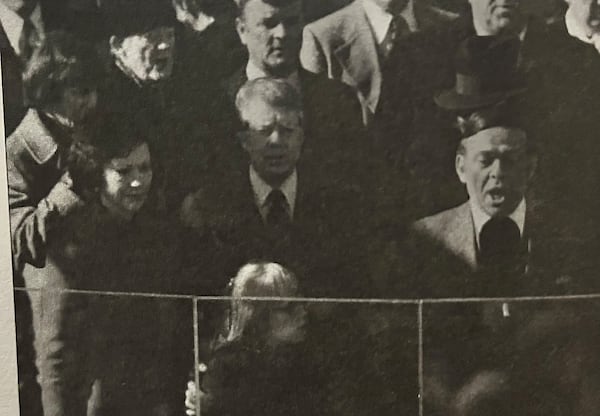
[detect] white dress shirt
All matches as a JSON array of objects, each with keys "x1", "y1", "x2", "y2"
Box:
[
  {"x1": 249, "y1": 166, "x2": 297, "y2": 221},
  {"x1": 470, "y1": 198, "x2": 526, "y2": 248},
  {"x1": 565, "y1": 7, "x2": 600, "y2": 51},
  {"x1": 362, "y1": 0, "x2": 417, "y2": 44},
  {"x1": 245, "y1": 60, "x2": 301, "y2": 92},
  {"x1": 0, "y1": 2, "x2": 44, "y2": 56}
]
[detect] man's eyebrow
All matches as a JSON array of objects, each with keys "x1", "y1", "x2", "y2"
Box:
[{"x1": 252, "y1": 121, "x2": 275, "y2": 129}]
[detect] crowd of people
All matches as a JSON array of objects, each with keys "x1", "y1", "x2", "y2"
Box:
[{"x1": 3, "y1": 0, "x2": 600, "y2": 415}]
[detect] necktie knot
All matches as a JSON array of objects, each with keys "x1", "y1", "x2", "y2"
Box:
[
  {"x1": 18, "y1": 15, "x2": 41, "y2": 63},
  {"x1": 379, "y1": 14, "x2": 409, "y2": 61},
  {"x1": 479, "y1": 216, "x2": 523, "y2": 273},
  {"x1": 266, "y1": 189, "x2": 290, "y2": 226}
]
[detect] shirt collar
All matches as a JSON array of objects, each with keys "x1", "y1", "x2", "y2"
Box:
[
  {"x1": 470, "y1": 198, "x2": 526, "y2": 247},
  {"x1": 565, "y1": 7, "x2": 598, "y2": 45},
  {"x1": 0, "y1": 2, "x2": 43, "y2": 56},
  {"x1": 249, "y1": 165, "x2": 297, "y2": 218},
  {"x1": 245, "y1": 60, "x2": 301, "y2": 91},
  {"x1": 362, "y1": 0, "x2": 417, "y2": 44}
]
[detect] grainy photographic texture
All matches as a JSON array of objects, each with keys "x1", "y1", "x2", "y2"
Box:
[{"x1": 2, "y1": 0, "x2": 599, "y2": 415}]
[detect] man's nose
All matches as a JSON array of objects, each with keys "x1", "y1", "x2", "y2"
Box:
[
  {"x1": 489, "y1": 159, "x2": 506, "y2": 178},
  {"x1": 272, "y1": 22, "x2": 287, "y2": 38},
  {"x1": 268, "y1": 128, "x2": 284, "y2": 145}
]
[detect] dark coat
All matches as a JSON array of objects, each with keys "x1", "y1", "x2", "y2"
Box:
[
  {"x1": 98, "y1": 63, "x2": 217, "y2": 209},
  {"x1": 524, "y1": 19, "x2": 600, "y2": 242},
  {"x1": 23, "y1": 201, "x2": 185, "y2": 416},
  {"x1": 180, "y1": 167, "x2": 373, "y2": 299},
  {"x1": 201, "y1": 341, "x2": 326, "y2": 416},
  {"x1": 172, "y1": 15, "x2": 246, "y2": 101},
  {"x1": 7, "y1": 109, "x2": 83, "y2": 272},
  {"x1": 214, "y1": 65, "x2": 402, "y2": 234}
]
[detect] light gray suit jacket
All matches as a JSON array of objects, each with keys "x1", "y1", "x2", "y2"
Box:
[
  {"x1": 410, "y1": 201, "x2": 582, "y2": 297},
  {"x1": 300, "y1": 0, "x2": 457, "y2": 116},
  {"x1": 413, "y1": 201, "x2": 479, "y2": 272}
]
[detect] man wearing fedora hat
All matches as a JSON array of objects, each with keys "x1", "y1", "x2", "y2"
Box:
[
  {"x1": 395, "y1": 35, "x2": 592, "y2": 294},
  {"x1": 378, "y1": 36, "x2": 593, "y2": 297},
  {"x1": 378, "y1": 36, "x2": 594, "y2": 416},
  {"x1": 373, "y1": 0, "x2": 559, "y2": 219}
]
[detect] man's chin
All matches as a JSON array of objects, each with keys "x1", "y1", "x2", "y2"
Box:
[
  {"x1": 483, "y1": 201, "x2": 519, "y2": 218},
  {"x1": 266, "y1": 58, "x2": 297, "y2": 76},
  {"x1": 145, "y1": 67, "x2": 173, "y2": 82}
]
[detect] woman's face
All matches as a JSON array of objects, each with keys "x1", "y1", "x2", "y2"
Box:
[
  {"x1": 268, "y1": 301, "x2": 307, "y2": 345},
  {"x1": 101, "y1": 142, "x2": 153, "y2": 220}
]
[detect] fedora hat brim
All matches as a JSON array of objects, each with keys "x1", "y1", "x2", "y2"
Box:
[{"x1": 434, "y1": 87, "x2": 526, "y2": 111}]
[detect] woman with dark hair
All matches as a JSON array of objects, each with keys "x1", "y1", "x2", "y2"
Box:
[
  {"x1": 29, "y1": 111, "x2": 185, "y2": 416},
  {"x1": 185, "y1": 262, "x2": 326, "y2": 416}
]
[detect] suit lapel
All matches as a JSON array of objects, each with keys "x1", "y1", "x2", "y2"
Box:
[
  {"x1": 446, "y1": 202, "x2": 478, "y2": 270},
  {"x1": 332, "y1": 2, "x2": 380, "y2": 112},
  {"x1": 240, "y1": 171, "x2": 265, "y2": 230}
]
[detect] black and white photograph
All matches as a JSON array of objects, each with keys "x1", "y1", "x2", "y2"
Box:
[{"x1": 1, "y1": 0, "x2": 600, "y2": 415}]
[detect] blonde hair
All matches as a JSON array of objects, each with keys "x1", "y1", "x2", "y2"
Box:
[{"x1": 226, "y1": 262, "x2": 299, "y2": 343}]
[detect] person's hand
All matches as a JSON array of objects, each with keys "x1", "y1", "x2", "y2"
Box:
[{"x1": 185, "y1": 381, "x2": 197, "y2": 416}]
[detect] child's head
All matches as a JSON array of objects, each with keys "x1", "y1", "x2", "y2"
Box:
[{"x1": 227, "y1": 262, "x2": 307, "y2": 346}]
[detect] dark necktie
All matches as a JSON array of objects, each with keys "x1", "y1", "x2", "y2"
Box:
[
  {"x1": 266, "y1": 189, "x2": 291, "y2": 229},
  {"x1": 18, "y1": 14, "x2": 40, "y2": 64},
  {"x1": 479, "y1": 216, "x2": 523, "y2": 278},
  {"x1": 378, "y1": 14, "x2": 410, "y2": 62}
]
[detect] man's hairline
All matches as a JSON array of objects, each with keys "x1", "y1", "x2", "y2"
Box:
[
  {"x1": 237, "y1": 0, "x2": 302, "y2": 18},
  {"x1": 456, "y1": 127, "x2": 529, "y2": 155}
]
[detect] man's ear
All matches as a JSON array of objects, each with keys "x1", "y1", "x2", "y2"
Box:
[
  {"x1": 235, "y1": 17, "x2": 246, "y2": 44},
  {"x1": 109, "y1": 35, "x2": 123, "y2": 56},
  {"x1": 456, "y1": 153, "x2": 467, "y2": 184}
]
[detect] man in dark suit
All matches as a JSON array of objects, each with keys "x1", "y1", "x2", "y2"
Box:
[
  {"x1": 208, "y1": 0, "x2": 405, "y2": 244},
  {"x1": 300, "y1": 0, "x2": 458, "y2": 120},
  {"x1": 213, "y1": 0, "x2": 377, "y2": 187},
  {"x1": 180, "y1": 78, "x2": 406, "y2": 415},
  {"x1": 182, "y1": 77, "x2": 370, "y2": 299}
]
